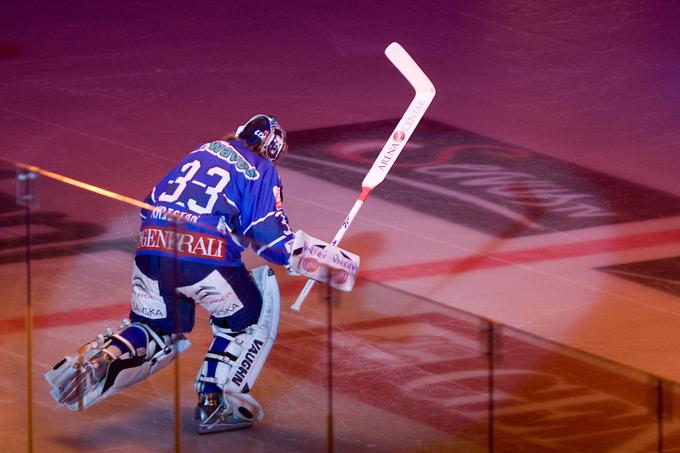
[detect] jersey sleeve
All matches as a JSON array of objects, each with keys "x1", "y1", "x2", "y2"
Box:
[
  {"x1": 139, "y1": 187, "x2": 157, "y2": 221},
  {"x1": 241, "y1": 165, "x2": 294, "y2": 266}
]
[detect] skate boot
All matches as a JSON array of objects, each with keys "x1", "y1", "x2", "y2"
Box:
[{"x1": 195, "y1": 392, "x2": 254, "y2": 434}]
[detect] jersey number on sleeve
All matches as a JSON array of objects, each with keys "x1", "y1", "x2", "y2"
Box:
[{"x1": 158, "y1": 160, "x2": 230, "y2": 215}]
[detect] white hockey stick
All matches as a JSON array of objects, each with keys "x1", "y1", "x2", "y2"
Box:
[{"x1": 290, "y1": 42, "x2": 436, "y2": 312}]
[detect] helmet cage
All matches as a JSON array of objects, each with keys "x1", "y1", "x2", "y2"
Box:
[{"x1": 236, "y1": 114, "x2": 287, "y2": 164}]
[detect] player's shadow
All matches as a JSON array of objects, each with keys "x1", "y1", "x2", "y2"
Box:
[
  {"x1": 50, "y1": 403, "x2": 359, "y2": 452},
  {"x1": 46, "y1": 399, "x2": 182, "y2": 450},
  {"x1": 424, "y1": 181, "x2": 548, "y2": 292},
  {"x1": 340, "y1": 230, "x2": 384, "y2": 263}
]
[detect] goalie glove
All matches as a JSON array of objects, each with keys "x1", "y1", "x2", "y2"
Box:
[{"x1": 288, "y1": 230, "x2": 360, "y2": 292}]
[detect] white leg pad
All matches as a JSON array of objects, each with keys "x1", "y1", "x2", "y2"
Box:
[
  {"x1": 226, "y1": 265, "x2": 280, "y2": 393},
  {"x1": 45, "y1": 321, "x2": 190, "y2": 411},
  {"x1": 194, "y1": 266, "x2": 280, "y2": 402}
]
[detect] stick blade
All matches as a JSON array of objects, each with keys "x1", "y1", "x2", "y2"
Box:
[
  {"x1": 360, "y1": 43, "x2": 436, "y2": 189},
  {"x1": 385, "y1": 42, "x2": 435, "y2": 95}
]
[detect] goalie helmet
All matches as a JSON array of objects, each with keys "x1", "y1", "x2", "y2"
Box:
[{"x1": 236, "y1": 114, "x2": 288, "y2": 165}]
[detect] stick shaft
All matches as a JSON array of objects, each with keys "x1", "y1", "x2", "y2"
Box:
[
  {"x1": 331, "y1": 188, "x2": 370, "y2": 245},
  {"x1": 289, "y1": 192, "x2": 369, "y2": 311},
  {"x1": 290, "y1": 43, "x2": 435, "y2": 312}
]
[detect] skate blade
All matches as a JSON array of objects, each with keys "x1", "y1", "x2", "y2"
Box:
[{"x1": 197, "y1": 419, "x2": 253, "y2": 434}]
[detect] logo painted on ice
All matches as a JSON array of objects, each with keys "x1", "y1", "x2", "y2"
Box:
[{"x1": 287, "y1": 118, "x2": 680, "y2": 237}]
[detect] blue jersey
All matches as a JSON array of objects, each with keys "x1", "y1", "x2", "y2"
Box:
[{"x1": 137, "y1": 139, "x2": 294, "y2": 267}]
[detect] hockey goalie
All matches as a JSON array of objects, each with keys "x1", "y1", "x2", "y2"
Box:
[{"x1": 44, "y1": 114, "x2": 360, "y2": 434}]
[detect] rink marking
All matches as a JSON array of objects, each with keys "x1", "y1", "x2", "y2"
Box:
[
  {"x1": 0, "y1": 280, "x2": 303, "y2": 335},
  {"x1": 271, "y1": 311, "x2": 669, "y2": 448},
  {"x1": 2, "y1": 227, "x2": 680, "y2": 334},
  {"x1": 286, "y1": 154, "x2": 543, "y2": 229},
  {"x1": 361, "y1": 227, "x2": 680, "y2": 281},
  {"x1": 0, "y1": 303, "x2": 130, "y2": 335}
]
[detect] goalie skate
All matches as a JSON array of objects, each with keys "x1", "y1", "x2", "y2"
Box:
[
  {"x1": 195, "y1": 392, "x2": 263, "y2": 434},
  {"x1": 45, "y1": 344, "x2": 113, "y2": 408}
]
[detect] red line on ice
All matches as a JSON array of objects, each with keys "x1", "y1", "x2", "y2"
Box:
[
  {"x1": 362, "y1": 228, "x2": 680, "y2": 281},
  {"x1": 3, "y1": 227, "x2": 680, "y2": 333}
]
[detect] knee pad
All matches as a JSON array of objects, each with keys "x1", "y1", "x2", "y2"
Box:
[
  {"x1": 45, "y1": 320, "x2": 191, "y2": 411},
  {"x1": 195, "y1": 265, "x2": 280, "y2": 395}
]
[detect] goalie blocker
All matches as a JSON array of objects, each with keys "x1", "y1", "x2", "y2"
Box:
[{"x1": 288, "y1": 230, "x2": 360, "y2": 292}]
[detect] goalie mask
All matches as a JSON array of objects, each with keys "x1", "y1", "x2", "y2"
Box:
[{"x1": 236, "y1": 114, "x2": 288, "y2": 165}]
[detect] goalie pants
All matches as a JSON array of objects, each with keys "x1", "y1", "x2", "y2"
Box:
[{"x1": 129, "y1": 255, "x2": 263, "y2": 335}]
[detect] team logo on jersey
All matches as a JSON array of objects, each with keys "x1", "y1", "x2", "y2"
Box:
[{"x1": 205, "y1": 141, "x2": 260, "y2": 180}]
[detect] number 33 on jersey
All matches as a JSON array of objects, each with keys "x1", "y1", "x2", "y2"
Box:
[{"x1": 138, "y1": 140, "x2": 294, "y2": 267}]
